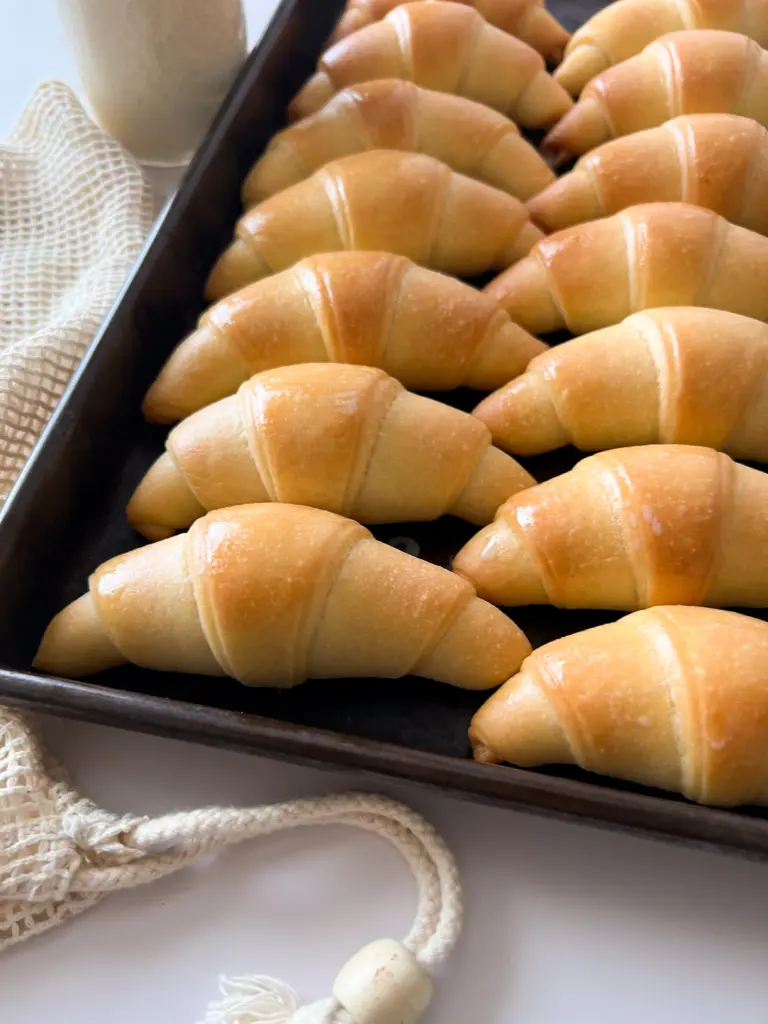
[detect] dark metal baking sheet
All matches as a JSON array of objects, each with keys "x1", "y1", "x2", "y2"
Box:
[{"x1": 1, "y1": 0, "x2": 767, "y2": 858}]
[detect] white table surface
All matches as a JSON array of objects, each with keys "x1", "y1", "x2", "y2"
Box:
[{"x1": 2, "y1": 4, "x2": 768, "y2": 1022}]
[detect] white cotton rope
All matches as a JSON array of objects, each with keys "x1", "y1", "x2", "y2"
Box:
[
  {"x1": 0, "y1": 708, "x2": 462, "y2": 1024},
  {"x1": 97, "y1": 794, "x2": 462, "y2": 1024}
]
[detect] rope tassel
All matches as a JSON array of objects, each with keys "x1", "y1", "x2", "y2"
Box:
[{"x1": 201, "y1": 975, "x2": 306, "y2": 1023}]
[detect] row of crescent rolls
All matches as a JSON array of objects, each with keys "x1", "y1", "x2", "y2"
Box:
[
  {"x1": 472, "y1": 2, "x2": 768, "y2": 616},
  {"x1": 205, "y1": 0, "x2": 580, "y2": 300},
  {"x1": 459, "y1": 2, "x2": 768, "y2": 622},
  {"x1": 34, "y1": 1, "x2": 584, "y2": 695},
  {"x1": 463, "y1": 1, "x2": 768, "y2": 806},
  {"x1": 488, "y1": 2, "x2": 768, "y2": 321},
  {"x1": 132, "y1": 0, "x2": 580, "y2": 544},
  {"x1": 36, "y1": 271, "x2": 540, "y2": 691}
]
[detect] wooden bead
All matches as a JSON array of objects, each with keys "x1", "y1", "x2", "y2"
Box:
[{"x1": 332, "y1": 939, "x2": 433, "y2": 1024}]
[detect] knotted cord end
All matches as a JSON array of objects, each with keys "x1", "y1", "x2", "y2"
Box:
[{"x1": 202, "y1": 939, "x2": 432, "y2": 1024}]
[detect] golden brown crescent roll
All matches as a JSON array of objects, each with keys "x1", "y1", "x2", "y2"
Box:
[
  {"x1": 290, "y1": 1, "x2": 573, "y2": 126},
  {"x1": 555, "y1": 0, "x2": 768, "y2": 96},
  {"x1": 529, "y1": 115, "x2": 768, "y2": 235},
  {"x1": 470, "y1": 606, "x2": 768, "y2": 807},
  {"x1": 206, "y1": 150, "x2": 544, "y2": 300},
  {"x1": 147, "y1": 252, "x2": 547, "y2": 423},
  {"x1": 330, "y1": 0, "x2": 571, "y2": 63},
  {"x1": 34, "y1": 503, "x2": 531, "y2": 690},
  {"x1": 453, "y1": 445, "x2": 768, "y2": 609},
  {"x1": 474, "y1": 308, "x2": 768, "y2": 459},
  {"x1": 129, "y1": 363, "x2": 534, "y2": 540},
  {"x1": 243, "y1": 80, "x2": 556, "y2": 204},
  {"x1": 484, "y1": 204, "x2": 768, "y2": 335},
  {"x1": 543, "y1": 31, "x2": 768, "y2": 165}
]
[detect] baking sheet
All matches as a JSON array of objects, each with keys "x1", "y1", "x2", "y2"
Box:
[{"x1": 2, "y1": 0, "x2": 768, "y2": 856}]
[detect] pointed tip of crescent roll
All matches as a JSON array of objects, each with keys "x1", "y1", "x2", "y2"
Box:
[
  {"x1": 143, "y1": 321, "x2": 251, "y2": 424},
  {"x1": 527, "y1": 167, "x2": 603, "y2": 233},
  {"x1": 453, "y1": 516, "x2": 549, "y2": 607},
  {"x1": 33, "y1": 593, "x2": 126, "y2": 679},
  {"x1": 463, "y1": 314, "x2": 548, "y2": 391},
  {"x1": 501, "y1": 219, "x2": 546, "y2": 265},
  {"x1": 328, "y1": 7, "x2": 370, "y2": 44},
  {"x1": 450, "y1": 445, "x2": 535, "y2": 526},
  {"x1": 482, "y1": 130, "x2": 557, "y2": 199},
  {"x1": 127, "y1": 452, "x2": 207, "y2": 541},
  {"x1": 418, "y1": 594, "x2": 531, "y2": 690},
  {"x1": 553, "y1": 42, "x2": 610, "y2": 96},
  {"x1": 473, "y1": 373, "x2": 569, "y2": 456},
  {"x1": 205, "y1": 237, "x2": 270, "y2": 302},
  {"x1": 484, "y1": 257, "x2": 565, "y2": 335},
  {"x1": 514, "y1": 69, "x2": 574, "y2": 130},
  {"x1": 470, "y1": 668, "x2": 572, "y2": 765},
  {"x1": 541, "y1": 96, "x2": 612, "y2": 167},
  {"x1": 289, "y1": 71, "x2": 335, "y2": 121},
  {"x1": 242, "y1": 139, "x2": 306, "y2": 205},
  {"x1": 523, "y1": 9, "x2": 571, "y2": 66}
]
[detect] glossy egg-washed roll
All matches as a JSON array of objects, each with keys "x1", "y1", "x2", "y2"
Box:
[
  {"x1": 146, "y1": 252, "x2": 547, "y2": 423},
  {"x1": 529, "y1": 115, "x2": 768, "y2": 236},
  {"x1": 486, "y1": 204, "x2": 768, "y2": 335},
  {"x1": 554, "y1": 0, "x2": 768, "y2": 95},
  {"x1": 471, "y1": 606, "x2": 768, "y2": 807},
  {"x1": 474, "y1": 308, "x2": 768, "y2": 460},
  {"x1": 35, "y1": 504, "x2": 531, "y2": 691},
  {"x1": 244, "y1": 80, "x2": 555, "y2": 204},
  {"x1": 543, "y1": 31, "x2": 768, "y2": 165},
  {"x1": 330, "y1": 0, "x2": 570, "y2": 63},
  {"x1": 207, "y1": 150, "x2": 543, "y2": 300},
  {"x1": 454, "y1": 445, "x2": 768, "y2": 610},
  {"x1": 129, "y1": 363, "x2": 534, "y2": 540},
  {"x1": 291, "y1": 1, "x2": 572, "y2": 125}
]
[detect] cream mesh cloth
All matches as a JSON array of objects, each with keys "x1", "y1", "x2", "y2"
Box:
[
  {"x1": 0, "y1": 82, "x2": 462, "y2": 1023},
  {"x1": 0, "y1": 79, "x2": 154, "y2": 502}
]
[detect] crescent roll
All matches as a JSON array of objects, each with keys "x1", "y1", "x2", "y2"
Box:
[
  {"x1": 330, "y1": 0, "x2": 571, "y2": 63},
  {"x1": 243, "y1": 80, "x2": 556, "y2": 204},
  {"x1": 471, "y1": 606, "x2": 768, "y2": 807},
  {"x1": 474, "y1": 308, "x2": 768, "y2": 460},
  {"x1": 555, "y1": 0, "x2": 768, "y2": 96},
  {"x1": 529, "y1": 115, "x2": 768, "y2": 235},
  {"x1": 543, "y1": 31, "x2": 768, "y2": 165},
  {"x1": 453, "y1": 445, "x2": 768, "y2": 610},
  {"x1": 485, "y1": 204, "x2": 768, "y2": 335},
  {"x1": 129, "y1": 363, "x2": 534, "y2": 540},
  {"x1": 290, "y1": 1, "x2": 573, "y2": 127},
  {"x1": 206, "y1": 150, "x2": 544, "y2": 301},
  {"x1": 147, "y1": 252, "x2": 547, "y2": 423},
  {"x1": 34, "y1": 503, "x2": 531, "y2": 691}
]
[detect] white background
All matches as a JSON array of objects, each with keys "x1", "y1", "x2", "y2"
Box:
[{"x1": 1, "y1": 3, "x2": 768, "y2": 1022}]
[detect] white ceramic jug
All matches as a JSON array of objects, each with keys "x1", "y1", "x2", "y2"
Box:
[{"x1": 58, "y1": 0, "x2": 247, "y2": 165}]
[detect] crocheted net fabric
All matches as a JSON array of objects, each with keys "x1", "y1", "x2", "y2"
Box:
[
  {"x1": 0, "y1": 81, "x2": 153, "y2": 946},
  {"x1": 0, "y1": 79, "x2": 153, "y2": 503},
  {"x1": 0, "y1": 710, "x2": 112, "y2": 949}
]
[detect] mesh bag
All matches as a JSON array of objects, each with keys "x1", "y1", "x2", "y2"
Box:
[
  {"x1": 0, "y1": 79, "x2": 154, "y2": 503},
  {"x1": 0, "y1": 710, "x2": 117, "y2": 948},
  {"x1": 0, "y1": 78, "x2": 153, "y2": 948}
]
